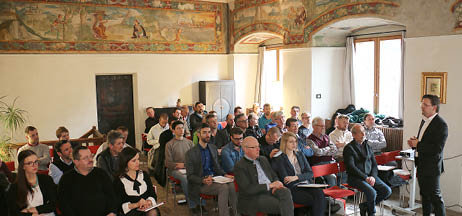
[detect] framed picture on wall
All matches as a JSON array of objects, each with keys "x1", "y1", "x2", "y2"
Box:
[{"x1": 421, "y1": 72, "x2": 447, "y2": 104}]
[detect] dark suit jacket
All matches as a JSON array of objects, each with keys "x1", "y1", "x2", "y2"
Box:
[
  {"x1": 234, "y1": 156, "x2": 279, "y2": 214},
  {"x1": 343, "y1": 139, "x2": 378, "y2": 181},
  {"x1": 7, "y1": 174, "x2": 57, "y2": 216},
  {"x1": 189, "y1": 112, "x2": 203, "y2": 134},
  {"x1": 416, "y1": 114, "x2": 448, "y2": 176},
  {"x1": 185, "y1": 143, "x2": 225, "y2": 204},
  {"x1": 215, "y1": 125, "x2": 232, "y2": 149},
  {"x1": 271, "y1": 152, "x2": 314, "y2": 189}
]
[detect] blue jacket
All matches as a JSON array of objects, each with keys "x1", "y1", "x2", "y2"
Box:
[{"x1": 221, "y1": 142, "x2": 244, "y2": 173}]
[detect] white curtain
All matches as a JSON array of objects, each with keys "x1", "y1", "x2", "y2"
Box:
[
  {"x1": 398, "y1": 31, "x2": 405, "y2": 119},
  {"x1": 254, "y1": 46, "x2": 265, "y2": 105},
  {"x1": 343, "y1": 37, "x2": 355, "y2": 106}
]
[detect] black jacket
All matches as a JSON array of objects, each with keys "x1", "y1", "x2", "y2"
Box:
[
  {"x1": 343, "y1": 139, "x2": 378, "y2": 181},
  {"x1": 416, "y1": 114, "x2": 448, "y2": 176},
  {"x1": 215, "y1": 125, "x2": 232, "y2": 149},
  {"x1": 271, "y1": 152, "x2": 314, "y2": 189},
  {"x1": 185, "y1": 143, "x2": 225, "y2": 204},
  {"x1": 234, "y1": 156, "x2": 278, "y2": 214},
  {"x1": 189, "y1": 112, "x2": 203, "y2": 134},
  {"x1": 97, "y1": 148, "x2": 118, "y2": 181},
  {"x1": 7, "y1": 174, "x2": 57, "y2": 216}
]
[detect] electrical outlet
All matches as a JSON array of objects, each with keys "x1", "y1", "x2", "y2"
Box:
[{"x1": 316, "y1": 94, "x2": 321, "y2": 99}]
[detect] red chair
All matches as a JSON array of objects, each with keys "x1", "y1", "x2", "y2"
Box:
[
  {"x1": 166, "y1": 172, "x2": 182, "y2": 205},
  {"x1": 199, "y1": 193, "x2": 217, "y2": 216},
  {"x1": 38, "y1": 169, "x2": 49, "y2": 175},
  {"x1": 87, "y1": 145, "x2": 100, "y2": 154},
  {"x1": 312, "y1": 163, "x2": 355, "y2": 216},
  {"x1": 49, "y1": 148, "x2": 54, "y2": 158},
  {"x1": 5, "y1": 161, "x2": 15, "y2": 172}
]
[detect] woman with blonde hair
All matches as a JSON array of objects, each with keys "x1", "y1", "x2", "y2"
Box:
[{"x1": 272, "y1": 132, "x2": 325, "y2": 216}]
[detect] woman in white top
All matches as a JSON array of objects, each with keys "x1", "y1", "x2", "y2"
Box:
[
  {"x1": 114, "y1": 147, "x2": 160, "y2": 216},
  {"x1": 7, "y1": 149, "x2": 57, "y2": 216}
]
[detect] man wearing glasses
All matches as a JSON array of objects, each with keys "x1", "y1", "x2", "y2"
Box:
[
  {"x1": 58, "y1": 146, "x2": 117, "y2": 216},
  {"x1": 234, "y1": 136, "x2": 294, "y2": 216},
  {"x1": 221, "y1": 127, "x2": 245, "y2": 173}
]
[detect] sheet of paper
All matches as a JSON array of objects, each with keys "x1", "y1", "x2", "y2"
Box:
[
  {"x1": 141, "y1": 202, "x2": 164, "y2": 212},
  {"x1": 212, "y1": 176, "x2": 234, "y2": 184},
  {"x1": 378, "y1": 165, "x2": 396, "y2": 171},
  {"x1": 297, "y1": 183, "x2": 329, "y2": 188},
  {"x1": 178, "y1": 169, "x2": 186, "y2": 174}
]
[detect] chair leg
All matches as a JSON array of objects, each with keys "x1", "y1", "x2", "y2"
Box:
[
  {"x1": 328, "y1": 197, "x2": 332, "y2": 216},
  {"x1": 200, "y1": 197, "x2": 203, "y2": 216}
]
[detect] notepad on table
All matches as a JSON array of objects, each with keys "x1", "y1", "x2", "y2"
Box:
[{"x1": 212, "y1": 176, "x2": 234, "y2": 184}]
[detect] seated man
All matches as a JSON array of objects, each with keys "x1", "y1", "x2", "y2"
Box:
[
  {"x1": 172, "y1": 107, "x2": 191, "y2": 137},
  {"x1": 185, "y1": 123, "x2": 237, "y2": 216},
  {"x1": 234, "y1": 136, "x2": 294, "y2": 216},
  {"x1": 286, "y1": 118, "x2": 313, "y2": 158},
  {"x1": 58, "y1": 146, "x2": 117, "y2": 216},
  {"x1": 363, "y1": 113, "x2": 387, "y2": 154},
  {"x1": 94, "y1": 126, "x2": 131, "y2": 166},
  {"x1": 97, "y1": 130, "x2": 124, "y2": 181},
  {"x1": 298, "y1": 112, "x2": 313, "y2": 140},
  {"x1": 290, "y1": 106, "x2": 302, "y2": 126},
  {"x1": 245, "y1": 112, "x2": 263, "y2": 139},
  {"x1": 329, "y1": 114, "x2": 353, "y2": 160},
  {"x1": 147, "y1": 113, "x2": 169, "y2": 150},
  {"x1": 165, "y1": 120, "x2": 195, "y2": 208},
  {"x1": 258, "y1": 127, "x2": 281, "y2": 161},
  {"x1": 343, "y1": 124, "x2": 391, "y2": 216},
  {"x1": 215, "y1": 114, "x2": 234, "y2": 151},
  {"x1": 144, "y1": 107, "x2": 158, "y2": 134},
  {"x1": 190, "y1": 102, "x2": 205, "y2": 134},
  {"x1": 18, "y1": 126, "x2": 50, "y2": 171},
  {"x1": 258, "y1": 103, "x2": 272, "y2": 131},
  {"x1": 221, "y1": 127, "x2": 245, "y2": 173},
  {"x1": 153, "y1": 117, "x2": 178, "y2": 186},
  {"x1": 306, "y1": 117, "x2": 338, "y2": 187},
  {"x1": 193, "y1": 114, "x2": 218, "y2": 145},
  {"x1": 49, "y1": 140, "x2": 74, "y2": 184},
  {"x1": 265, "y1": 111, "x2": 286, "y2": 134},
  {"x1": 53, "y1": 126, "x2": 80, "y2": 162},
  {"x1": 235, "y1": 113, "x2": 248, "y2": 133}
]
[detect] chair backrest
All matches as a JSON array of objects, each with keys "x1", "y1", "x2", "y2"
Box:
[
  {"x1": 376, "y1": 150, "x2": 401, "y2": 165},
  {"x1": 5, "y1": 161, "x2": 15, "y2": 172},
  {"x1": 312, "y1": 162, "x2": 339, "y2": 178},
  {"x1": 375, "y1": 154, "x2": 387, "y2": 165},
  {"x1": 49, "y1": 148, "x2": 54, "y2": 158},
  {"x1": 88, "y1": 145, "x2": 100, "y2": 154},
  {"x1": 338, "y1": 161, "x2": 346, "y2": 172}
]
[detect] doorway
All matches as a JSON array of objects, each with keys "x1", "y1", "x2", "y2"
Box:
[{"x1": 96, "y1": 75, "x2": 135, "y2": 147}]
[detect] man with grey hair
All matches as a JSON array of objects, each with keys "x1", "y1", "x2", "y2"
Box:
[
  {"x1": 97, "y1": 130, "x2": 125, "y2": 181},
  {"x1": 298, "y1": 112, "x2": 313, "y2": 140},
  {"x1": 329, "y1": 114, "x2": 353, "y2": 160},
  {"x1": 245, "y1": 112, "x2": 263, "y2": 139},
  {"x1": 306, "y1": 117, "x2": 338, "y2": 186},
  {"x1": 234, "y1": 136, "x2": 294, "y2": 216},
  {"x1": 265, "y1": 111, "x2": 286, "y2": 134}
]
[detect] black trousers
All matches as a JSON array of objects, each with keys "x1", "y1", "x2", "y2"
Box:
[
  {"x1": 290, "y1": 187, "x2": 326, "y2": 216},
  {"x1": 417, "y1": 174, "x2": 445, "y2": 216}
]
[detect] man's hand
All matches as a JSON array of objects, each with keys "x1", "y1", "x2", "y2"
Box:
[
  {"x1": 304, "y1": 145, "x2": 311, "y2": 149},
  {"x1": 202, "y1": 176, "x2": 213, "y2": 185},
  {"x1": 335, "y1": 141, "x2": 345, "y2": 148},
  {"x1": 269, "y1": 181, "x2": 284, "y2": 194},
  {"x1": 283, "y1": 176, "x2": 298, "y2": 184},
  {"x1": 106, "y1": 213, "x2": 116, "y2": 216},
  {"x1": 407, "y1": 136, "x2": 418, "y2": 148},
  {"x1": 269, "y1": 149, "x2": 280, "y2": 158},
  {"x1": 175, "y1": 163, "x2": 185, "y2": 169},
  {"x1": 366, "y1": 176, "x2": 375, "y2": 186}
]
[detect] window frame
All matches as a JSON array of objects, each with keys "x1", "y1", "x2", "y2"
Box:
[{"x1": 354, "y1": 35, "x2": 402, "y2": 114}]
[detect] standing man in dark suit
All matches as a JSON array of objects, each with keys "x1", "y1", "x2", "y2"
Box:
[
  {"x1": 344, "y1": 124, "x2": 391, "y2": 216},
  {"x1": 185, "y1": 123, "x2": 237, "y2": 216},
  {"x1": 408, "y1": 94, "x2": 448, "y2": 216},
  {"x1": 234, "y1": 136, "x2": 294, "y2": 216}
]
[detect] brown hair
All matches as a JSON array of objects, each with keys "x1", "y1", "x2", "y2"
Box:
[
  {"x1": 56, "y1": 126, "x2": 69, "y2": 138},
  {"x1": 24, "y1": 126, "x2": 36, "y2": 134},
  {"x1": 16, "y1": 150, "x2": 37, "y2": 208}
]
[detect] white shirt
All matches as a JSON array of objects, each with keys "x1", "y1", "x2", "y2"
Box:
[
  {"x1": 27, "y1": 184, "x2": 55, "y2": 216},
  {"x1": 120, "y1": 172, "x2": 156, "y2": 214},
  {"x1": 418, "y1": 113, "x2": 438, "y2": 142},
  {"x1": 329, "y1": 128, "x2": 353, "y2": 156},
  {"x1": 147, "y1": 123, "x2": 169, "y2": 149}
]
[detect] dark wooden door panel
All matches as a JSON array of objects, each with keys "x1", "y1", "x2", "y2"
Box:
[{"x1": 96, "y1": 75, "x2": 135, "y2": 147}]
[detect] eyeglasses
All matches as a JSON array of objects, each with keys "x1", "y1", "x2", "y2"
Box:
[
  {"x1": 314, "y1": 125, "x2": 325, "y2": 128},
  {"x1": 232, "y1": 136, "x2": 244, "y2": 140},
  {"x1": 24, "y1": 160, "x2": 39, "y2": 166},
  {"x1": 245, "y1": 146, "x2": 259, "y2": 149}
]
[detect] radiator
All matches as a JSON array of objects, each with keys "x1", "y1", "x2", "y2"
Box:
[{"x1": 378, "y1": 127, "x2": 403, "y2": 152}]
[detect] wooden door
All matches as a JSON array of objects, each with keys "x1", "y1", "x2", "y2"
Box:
[{"x1": 96, "y1": 75, "x2": 135, "y2": 147}]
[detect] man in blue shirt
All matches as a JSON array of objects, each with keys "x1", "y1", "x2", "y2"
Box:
[
  {"x1": 258, "y1": 103, "x2": 272, "y2": 131},
  {"x1": 185, "y1": 123, "x2": 237, "y2": 216},
  {"x1": 286, "y1": 118, "x2": 314, "y2": 158},
  {"x1": 221, "y1": 128, "x2": 245, "y2": 173}
]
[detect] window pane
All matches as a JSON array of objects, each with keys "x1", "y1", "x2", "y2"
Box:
[
  {"x1": 261, "y1": 50, "x2": 282, "y2": 108},
  {"x1": 353, "y1": 41, "x2": 375, "y2": 113},
  {"x1": 379, "y1": 39, "x2": 401, "y2": 117}
]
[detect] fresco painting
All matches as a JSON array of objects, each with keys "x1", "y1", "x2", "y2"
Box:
[
  {"x1": 231, "y1": 0, "x2": 401, "y2": 48},
  {"x1": 0, "y1": 0, "x2": 225, "y2": 53},
  {"x1": 451, "y1": 0, "x2": 462, "y2": 30}
]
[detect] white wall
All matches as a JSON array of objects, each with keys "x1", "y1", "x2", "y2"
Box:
[
  {"x1": 232, "y1": 54, "x2": 258, "y2": 109},
  {"x1": 0, "y1": 54, "x2": 230, "y2": 149},
  {"x1": 280, "y1": 48, "x2": 312, "y2": 116},
  {"x1": 311, "y1": 47, "x2": 346, "y2": 119},
  {"x1": 404, "y1": 35, "x2": 462, "y2": 212}
]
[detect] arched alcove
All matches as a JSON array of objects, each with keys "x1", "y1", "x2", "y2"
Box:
[{"x1": 233, "y1": 32, "x2": 283, "y2": 53}]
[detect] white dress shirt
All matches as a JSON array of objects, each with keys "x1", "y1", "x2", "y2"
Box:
[
  {"x1": 418, "y1": 113, "x2": 438, "y2": 142},
  {"x1": 147, "y1": 123, "x2": 169, "y2": 150}
]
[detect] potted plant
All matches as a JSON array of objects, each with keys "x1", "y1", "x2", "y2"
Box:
[{"x1": 0, "y1": 96, "x2": 27, "y2": 162}]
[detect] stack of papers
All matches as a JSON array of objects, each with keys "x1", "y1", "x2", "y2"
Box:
[
  {"x1": 141, "y1": 202, "x2": 164, "y2": 212},
  {"x1": 393, "y1": 169, "x2": 410, "y2": 176},
  {"x1": 212, "y1": 176, "x2": 234, "y2": 184},
  {"x1": 378, "y1": 165, "x2": 396, "y2": 171},
  {"x1": 297, "y1": 183, "x2": 329, "y2": 188},
  {"x1": 178, "y1": 169, "x2": 186, "y2": 174}
]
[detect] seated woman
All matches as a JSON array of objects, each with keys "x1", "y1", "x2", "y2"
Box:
[
  {"x1": 7, "y1": 150, "x2": 57, "y2": 216},
  {"x1": 114, "y1": 147, "x2": 160, "y2": 216},
  {"x1": 272, "y1": 132, "x2": 326, "y2": 216}
]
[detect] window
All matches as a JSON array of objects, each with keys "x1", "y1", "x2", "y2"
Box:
[
  {"x1": 261, "y1": 49, "x2": 283, "y2": 110},
  {"x1": 353, "y1": 36, "x2": 402, "y2": 117}
]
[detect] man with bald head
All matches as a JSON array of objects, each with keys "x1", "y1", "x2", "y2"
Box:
[
  {"x1": 343, "y1": 124, "x2": 391, "y2": 216},
  {"x1": 234, "y1": 136, "x2": 294, "y2": 216}
]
